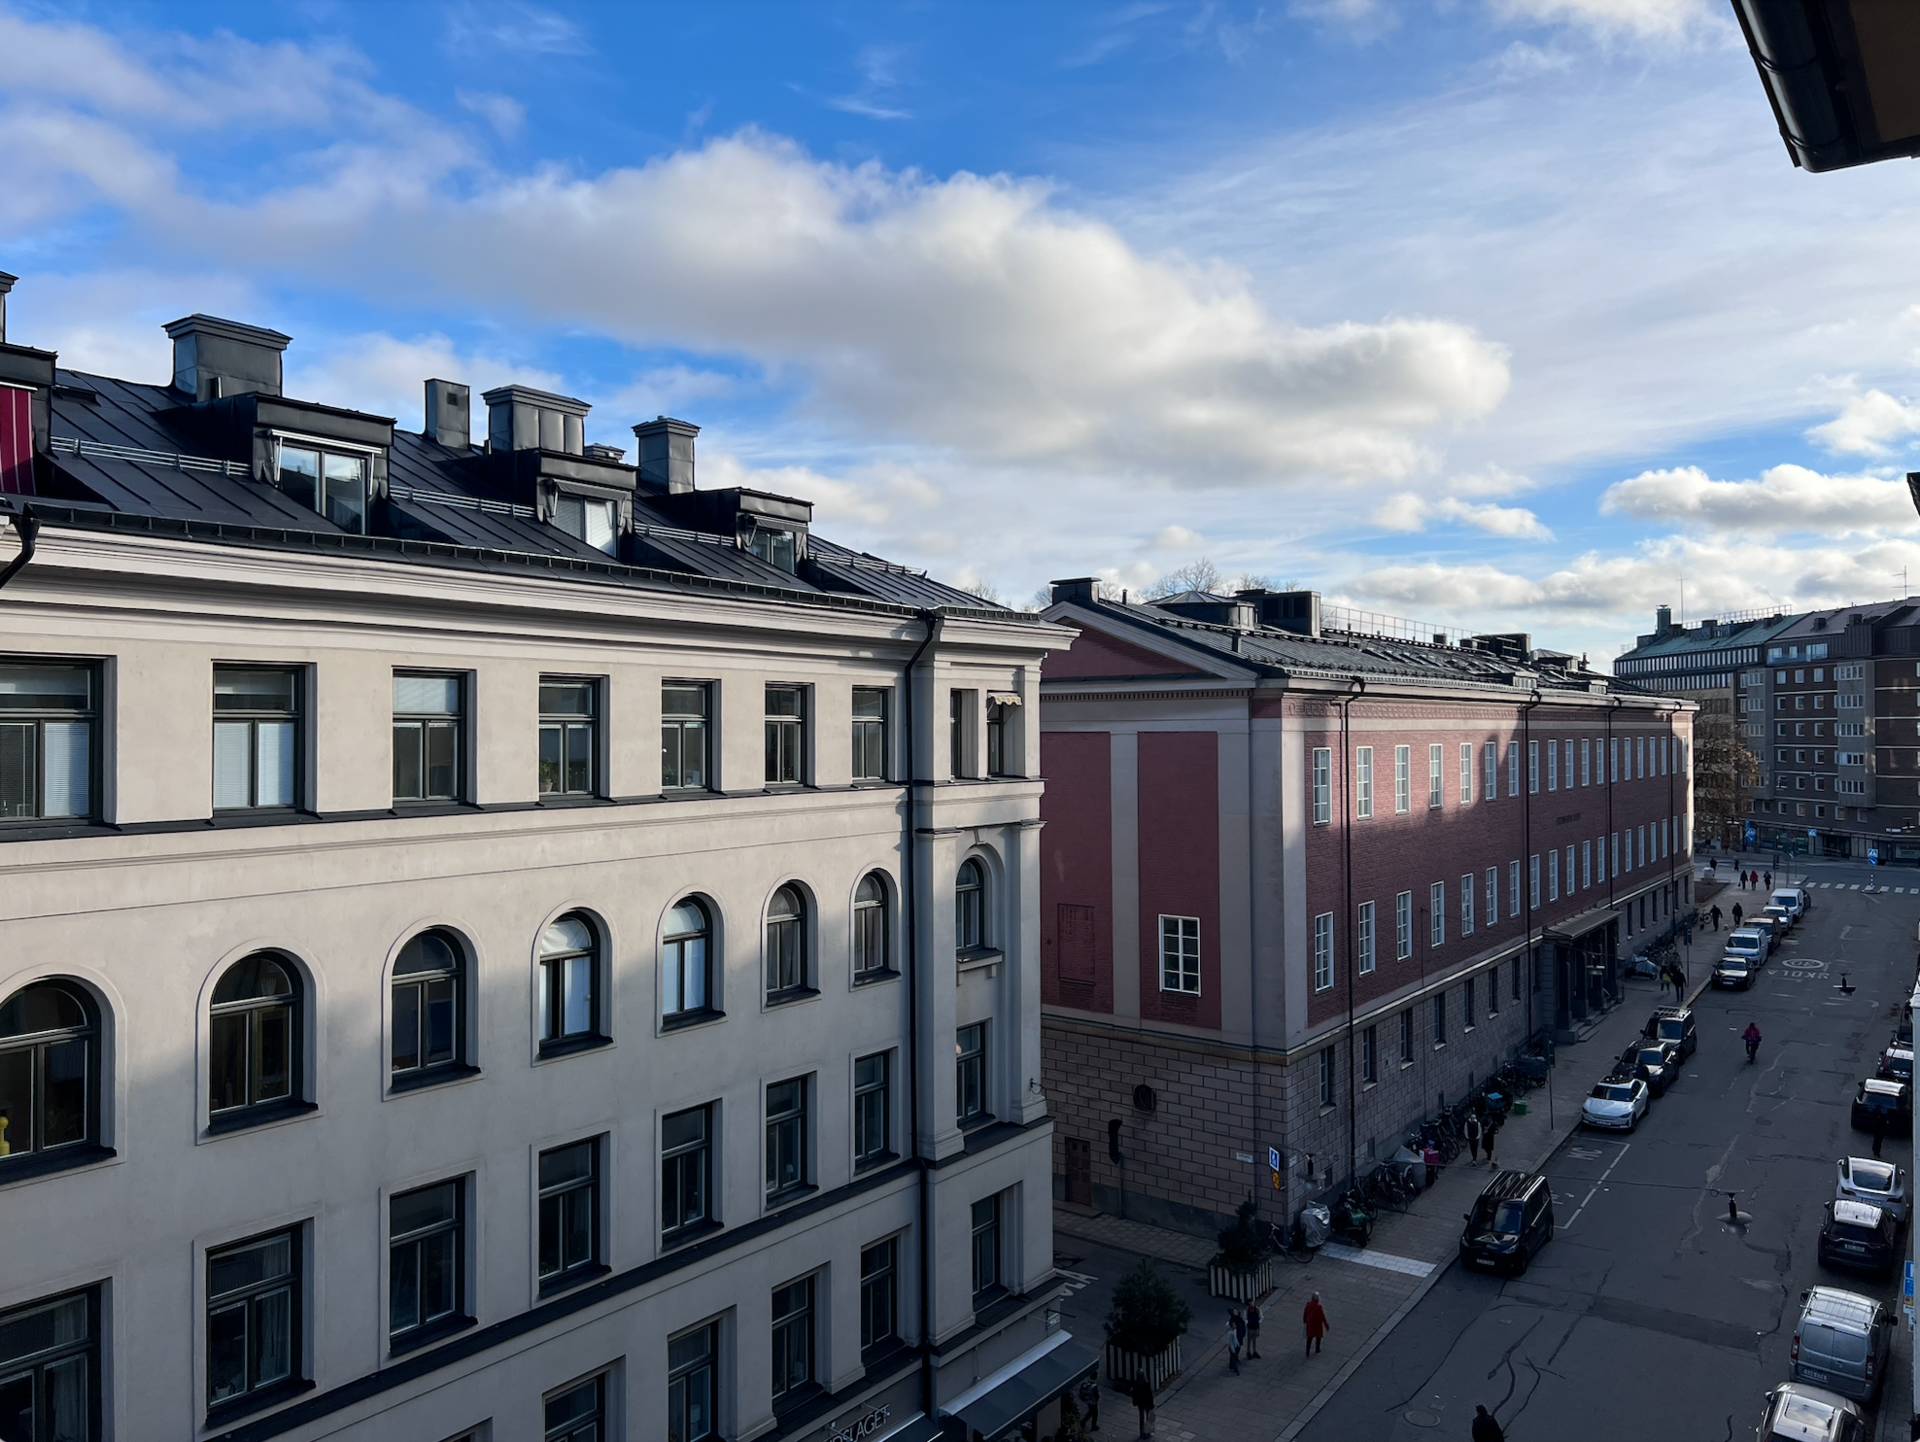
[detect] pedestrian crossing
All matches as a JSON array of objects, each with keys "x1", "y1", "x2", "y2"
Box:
[{"x1": 1798, "y1": 880, "x2": 1918, "y2": 892}]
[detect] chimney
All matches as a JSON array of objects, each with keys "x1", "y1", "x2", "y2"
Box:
[
  {"x1": 1239, "y1": 588, "x2": 1321, "y2": 638},
  {"x1": 1050, "y1": 577, "x2": 1101, "y2": 606},
  {"x1": 633, "y1": 416, "x2": 699, "y2": 494},
  {"x1": 424, "y1": 379, "x2": 471, "y2": 451},
  {"x1": 1655, "y1": 603, "x2": 1673, "y2": 634},
  {"x1": 0, "y1": 271, "x2": 14, "y2": 345},
  {"x1": 163, "y1": 314, "x2": 291, "y2": 401},
  {"x1": 482, "y1": 384, "x2": 588, "y2": 455}
]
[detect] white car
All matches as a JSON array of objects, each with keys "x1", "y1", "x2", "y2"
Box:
[
  {"x1": 1836, "y1": 1156, "x2": 1908, "y2": 1227},
  {"x1": 1582, "y1": 1077, "x2": 1649, "y2": 1131}
]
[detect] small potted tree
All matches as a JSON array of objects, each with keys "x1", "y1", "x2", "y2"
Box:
[
  {"x1": 1103, "y1": 1258, "x2": 1190, "y2": 1394},
  {"x1": 1207, "y1": 1197, "x2": 1275, "y2": 1301}
]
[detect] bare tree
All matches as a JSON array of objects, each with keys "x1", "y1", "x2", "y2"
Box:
[
  {"x1": 961, "y1": 579, "x2": 1006, "y2": 607},
  {"x1": 1143, "y1": 557, "x2": 1223, "y2": 600},
  {"x1": 1027, "y1": 585, "x2": 1057, "y2": 612}
]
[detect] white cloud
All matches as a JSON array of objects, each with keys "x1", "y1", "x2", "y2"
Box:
[
  {"x1": 1600, "y1": 463, "x2": 1919, "y2": 536},
  {"x1": 701, "y1": 452, "x2": 943, "y2": 531},
  {"x1": 1372, "y1": 492, "x2": 1552, "y2": 539},
  {"x1": 1486, "y1": 0, "x2": 1731, "y2": 45},
  {"x1": 824, "y1": 44, "x2": 914, "y2": 122},
  {"x1": 286, "y1": 332, "x2": 569, "y2": 427},
  {"x1": 1289, "y1": 0, "x2": 1397, "y2": 40},
  {"x1": 1150, "y1": 524, "x2": 1205, "y2": 550},
  {"x1": 443, "y1": 3, "x2": 586, "y2": 57},
  {"x1": 457, "y1": 90, "x2": 526, "y2": 139},
  {"x1": 1807, "y1": 389, "x2": 1920, "y2": 458}
]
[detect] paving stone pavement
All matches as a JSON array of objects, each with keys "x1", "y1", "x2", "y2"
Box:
[{"x1": 1055, "y1": 914, "x2": 1725, "y2": 1442}]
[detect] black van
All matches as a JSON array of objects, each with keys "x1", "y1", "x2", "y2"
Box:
[{"x1": 1460, "y1": 1170, "x2": 1555, "y2": 1274}]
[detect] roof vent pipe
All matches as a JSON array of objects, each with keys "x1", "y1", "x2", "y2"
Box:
[{"x1": 424, "y1": 379, "x2": 470, "y2": 451}]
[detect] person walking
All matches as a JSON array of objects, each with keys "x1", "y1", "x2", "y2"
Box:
[
  {"x1": 1077, "y1": 1375, "x2": 1101, "y2": 1433},
  {"x1": 1424, "y1": 1139, "x2": 1441, "y2": 1189},
  {"x1": 1128, "y1": 1373, "x2": 1155, "y2": 1438},
  {"x1": 1733, "y1": 902, "x2": 1744, "y2": 927},
  {"x1": 1710, "y1": 903, "x2": 1722, "y2": 932},
  {"x1": 1245, "y1": 1298, "x2": 1263, "y2": 1359},
  {"x1": 1472, "y1": 1404, "x2": 1507, "y2": 1442},
  {"x1": 1464, "y1": 1110, "x2": 1483, "y2": 1165},
  {"x1": 1484, "y1": 1109, "x2": 1500, "y2": 1169},
  {"x1": 1303, "y1": 1292, "x2": 1329, "y2": 1357},
  {"x1": 1765, "y1": 869, "x2": 1773, "y2": 890},
  {"x1": 1226, "y1": 1308, "x2": 1244, "y2": 1374}
]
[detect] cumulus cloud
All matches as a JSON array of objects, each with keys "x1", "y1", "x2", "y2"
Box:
[
  {"x1": 1487, "y1": 0, "x2": 1731, "y2": 45},
  {"x1": 457, "y1": 90, "x2": 526, "y2": 139},
  {"x1": 1599, "y1": 463, "x2": 1918, "y2": 536},
  {"x1": 1372, "y1": 492, "x2": 1552, "y2": 539},
  {"x1": 701, "y1": 452, "x2": 943, "y2": 531},
  {"x1": 1151, "y1": 524, "x2": 1205, "y2": 550},
  {"x1": 1807, "y1": 389, "x2": 1920, "y2": 458}
]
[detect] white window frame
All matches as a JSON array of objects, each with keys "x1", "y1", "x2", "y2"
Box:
[
  {"x1": 1508, "y1": 860, "x2": 1520, "y2": 918},
  {"x1": 1357, "y1": 900, "x2": 1376, "y2": 975},
  {"x1": 1394, "y1": 745, "x2": 1410, "y2": 814},
  {"x1": 1459, "y1": 743, "x2": 1473, "y2": 805},
  {"x1": 1528, "y1": 740, "x2": 1539, "y2": 794},
  {"x1": 1460, "y1": 874, "x2": 1474, "y2": 936},
  {"x1": 1582, "y1": 839, "x2": 1592, "y2": 889},
  {"x1": 1429, "y1": 881, "x2": 1445, "y2": 947},
  {"x1": 1312, "y1": 912, "x2": 1334, "y2": 992},
  {"x1": 1547, "y1": 739, "x2": 1557, "y2": 792},
  {"x1": 1529, "y1": 854, "x2": 1540, "y2": 908},
  {"x1": 1428, "y1": 743, "x2": 1444, "y2": 808},
  {"x1": 1157, "y1": 915, "x2": 1200, "y2": 996},
  {"x1": 1485, "y1": 867, "x2": 1497, "y2": 926},
  {"x1": 1508, "y1": 741, "x2": 1519, "y2": 796},
  {"x1": 1581, "y1": 737, "x2": 1591, "y2": 787},
  {"x1": 1483, "y1": 740, "x2": 1497, "y2": 801},
  {"x1": 1395, "y1": 890, "x2": 1413, "y2": 960},
  {"x1": 1311, "y1": 747, "x2": 1331, "y2": 826},
  {"x1": 1355, "y1": 746, "x2": 1374, "y2": 820},
  {"x1": 1548, "y1": 849, "x2": 1559, "y2": 901}
]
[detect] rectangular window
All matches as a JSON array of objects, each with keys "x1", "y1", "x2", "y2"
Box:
[
  {"x1": 766, "y1": 1077, "x2": 811, "y2": 1199},
  {"x1": 766, "y1": 685, "x2": 807, "y2": 786},
  {"x1": 0, "y1": 660, "x2": 97, "y2": 822},
  {"x1": 662, "y1": 1104, "x2": 715, "y2": 1241},
  {"x1": 842, "y1": 1050, "x2": 897, "y2": 1176},
  {"x1": 1610, "y1": 737, "x2": 1618, "y2": 782},
  {"x1": 1484, "y1": 867, "x2": 1497, "y2": 927},
  {"x1": 1509, "y1": 860, "x2": 1520, "y2": 918},
  {"x1": 1582, "y1": 839, "x2": 1592, "y2": 889},
  {"x1": 1460, "y1": 874, "x2": 1474, "y2": 935},
  {"x1": 537, "y1": 676, "x2": 598, "y2": 798},
  {"x1": 1611, "y1": 831, "x2": 1619, "y2": 875},
  {"x1": 1563, "y1": 739, "x2": 1574, "y2": 789},
  {"x1": 1311, "y1": 747, "x2": 1331, "y2": 825},
  {"x1": 1395, "y1": 890, "x2": 1413, "y2": 960},
  {"x1": 1508, "y1": 741, "x2": 1519, "y2": 796},
  {"x1": 1529, "y1": 854, "x2": 1540, "y2": 908},
  {"x1": 668, "y1": 1324, "x2": 719, "y2": 1442},
  {"x1": 1581, "y1": 738, "x2": 1591, "y2": 787},
  {"x1": 1528, "y1": 739, "x2": 1539, "y2": 793},
  {"x1": 663, "y1": 683, "x2": 713, "y2": 790},
  {"x1": 392, "y1": 672, "x2": 463, "y2": 804},
  {"x1": 1361, "y1": 1025, "x2": 1378, "y2": 1084},
  {"x1": 1464, "y1": 979, "x2": 1475, "y2": 1030},
  {"x1": 389, "y1": 1179, "x2": 465, "y2": 1348},
  {"x1": 1313, "y1": 912, "x2": 1334, "y2": 991},
  {"x1": 1637, "y1": 736, "x2": 1646, "y2": 778},
  {"x1": 537, "y1": 1139, "x2": 600, "y2": 1291},
  {"x1": 1428, "y1": 743, "x2": 1444, "y2": 807},
  {"x1": 949, "y1": 690, "x2": 974, "y2": 779},
  {"x1": 1483, "y1": 740, "x2": 1496, "y2": 801},
  {"x1": 553, "y1": 494, "x2": 618, "y2": 555},
  {"x1": 1547, "y1": 739, "x2": 1557, "y2": 792},
  {"x1": 1487, "y1": 969, "x2": 1499, "y2": 1017},
  {"x1": 956, "y1": 1023, "x2": 989, "y2": 1127},
  {"x1": 1159, "y1": 915, "x2": 1201, "y2": 994},
  {"x1": 860, "y1": 1238, "x2": 900, "y2": 1355},
  {"x1": 207, "y1": 1227, "x2": 303, "y2": 1411},
  {"x1": 1400, "y1": 1010, "x2": 1414, "y2": 1063},
  {"x1": 748, "y1": 525, "x2": 798, "y2": 572},
  {"x1": 1548, "y1": 849, "x2": 1559, "y2": 901},
  {"x1": 1512, "y1": 959, "x2": 1522, "y2": 1000},
  {"x1": 0, "y1": 1286, "x2": 101, "y2": 1435},
  {"x1": 277, "y1": 441, "x2": 369, "y2": 533},
  {"x1": 1395, "y1": 744, "x2": 1410, "y2": 812},
  {"x1": 1357, "y1": 900, "x2": 1376, "y2": 975},
  {"x1": 1429, "y1": 881, "x2": 1445, "y2": 946},
  {"x1": 970, "y1": 1195, "x2": 1003, "y2": 1303},
  {"x1": 1318, "y1": 1047, "x2": 1335, "y2": 1106},
  {"x1": 1565, "y1": 843, "x2": 1575, "y2": 891},
  {"x1": 1355, "y1": 746, "x2": 1373, "y2": 819},
  {"x1": 213, "y1": 666, "x2": 300, "y2": 811},
  {"x1": 1433, "y1": 993, "x2": 1447, "y2": 1046},
  {"x1": 1459, "y1": 743, "x2": 1473, "y2": 804},
  {"x1": 771, "y1": 1275, "x2": 817, "y2": 1405},
  {"x1": 986, "y1": 697, "x2": 1014, "y2": 777}
]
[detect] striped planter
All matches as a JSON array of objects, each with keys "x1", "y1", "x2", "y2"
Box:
[
  {"x1": 1104, "y1": 1339, "x2": 1183, "y2": 1394},
  {"x1": 1207, "y1": 1259, "x2": 1275, "y2": 1302}
]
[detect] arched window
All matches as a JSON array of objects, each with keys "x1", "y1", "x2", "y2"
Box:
[
  {"x1": 955, "y1": 859, "x2": 987, "y2": 954},
  {"x1": 392, "y1": 930, "x2": 466, "y2": 1083},
  {"x1": 538, "y1": 914, "x2": 602, "y2": 1051},
  {"x1": 663, "y1": 899, "x2": 713, "y2": 1021},
  {"x1": 0, "y1": 979, "x2": 99, "y2": 1169},
  {"x1": 853, "y1": 873, "x2": 889, "y2": 980},
  {"x1": 209, "y1": 953, "x2": 299, "y2": 1120},
  {"x1": 765, "y1": 886, "x2": 808, "y2": 998}
]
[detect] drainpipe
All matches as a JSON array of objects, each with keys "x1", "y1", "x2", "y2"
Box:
[
  {"x1": 902, "y1": 607, "x2": 941, "y2": 1420},
  {"x1": 1339, "y1": 678, "x2": 1365, "y2": 1188},
  {"x1": 1607, "y1": 696, "x2": 1625, "y2": 1010},
  {"x1": 0, "y1": 510, "x2": 38, "y2": 593},
  {"x1": 1520, "y1": 688, "x2": 1542, "y2": 1045},
  {"x1": 1246, "y1": 696, "x2": 1264, "y2": 1221}
]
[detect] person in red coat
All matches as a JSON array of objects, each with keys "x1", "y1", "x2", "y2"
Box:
[{"x1": 1302, "y1": 1292, "x2": 1329, "y2": 1357}]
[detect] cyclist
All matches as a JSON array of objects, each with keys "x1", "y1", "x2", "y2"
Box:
[{"x1": 1743, "y1": 1021, "x2": 1761, "y2": 1064}]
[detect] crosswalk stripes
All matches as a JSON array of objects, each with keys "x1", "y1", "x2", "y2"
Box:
[
  {"x1": 1796, "y1": 880, "x2": 1916, "y2": 891},
  {"x1": 1056, "y1": 1268, "x2": 1097, "y2": 1296}
]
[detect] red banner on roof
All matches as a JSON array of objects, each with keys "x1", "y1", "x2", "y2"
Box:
[{"x1": 0, "y1": 385, "x2": 31, "y2": 495}]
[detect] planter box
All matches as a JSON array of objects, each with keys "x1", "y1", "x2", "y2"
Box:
[
  {"x1": 1207, "y1": 1259, "x2": 1275, "y2": 1302},
  {"x1": 1104, "y1": 1339, "x2": 1182, "y2": 1394}
]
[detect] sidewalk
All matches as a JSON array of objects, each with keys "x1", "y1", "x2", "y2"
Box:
[{"x1": 1056, "y1": 961, "x2": 1719, "y2": 1442}]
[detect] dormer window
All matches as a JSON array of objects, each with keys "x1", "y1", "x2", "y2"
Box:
[
  {"x1": 554, "y1": 494, "x2": 618, "y2": 555},
  {"x1": 277, "y1": 441, "x2": 369, "y2": 533},
  {"x1": 749, "y1": 526, "x2": 798, "y2": 573}
]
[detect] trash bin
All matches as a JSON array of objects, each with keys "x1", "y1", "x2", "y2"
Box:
[{"x1": 1512, "y1": 1099, "x2": 1529, "y2": 1117}]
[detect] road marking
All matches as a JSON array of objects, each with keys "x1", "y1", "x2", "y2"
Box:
[
  {"x1": 1559, "y1": 1141, "x2": 1632, "y2": 1230},
  {"x1": 1057, "y1": 1268, "x2": 1097, "y2": 1295},
  {"x1": 1319, "y1": 1243, "x2": 1435, "y2": 1277}
]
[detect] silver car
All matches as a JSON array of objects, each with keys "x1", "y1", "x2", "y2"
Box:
[
  {"x1": 1756, "y1": 1381, "x2": 1864, "y2": 1442},
  {"x1": 1835, "y1": 1157, "x2": 1907, "y2": 1227}
]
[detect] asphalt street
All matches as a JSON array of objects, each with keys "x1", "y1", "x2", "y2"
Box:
[{"x1": 1297, "y1": 866, "x2": 1919, "y2": 1442}]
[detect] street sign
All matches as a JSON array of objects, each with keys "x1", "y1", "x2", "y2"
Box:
[
  {"x1": 1905, "y1": 1260, "x2": 1913, "y2": 1303},
  {"x1": 1808, "y1": 829, "x2": 1818, "y2": 840},
  {"x1": 1745, "y1": 823, "x2": 1756, "y2": 844},
  {"x1": 1269, "y1": 1147, "x2": 1282, "y2": 1172},
  {"x1": 1233, "y1": 1151, "x2": 1255, "y2": 1165},
  {"x1": 1869, "y1": 849, "x2": 1881, "y2": 866}
]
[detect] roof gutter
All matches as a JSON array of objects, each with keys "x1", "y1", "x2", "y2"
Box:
[{"x1": 0, "y1": 509, "x2": 38, "y2": 593}]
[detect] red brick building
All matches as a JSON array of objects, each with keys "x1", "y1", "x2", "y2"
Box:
[{"x1": 1036, "y1": 582, "x2": 1695, "y2": 1236}]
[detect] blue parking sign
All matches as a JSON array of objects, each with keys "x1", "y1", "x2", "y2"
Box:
[{"x1": 1745, "y1": 823, "x2": 1756, "y2": 844}]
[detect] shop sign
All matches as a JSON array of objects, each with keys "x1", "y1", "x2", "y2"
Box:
[{"x1": 829, "y1": 1404, "x2": 892, "y2": 1442}]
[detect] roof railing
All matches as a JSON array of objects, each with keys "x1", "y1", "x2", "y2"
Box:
[{"x1": 49, "y1": 434, "x2": 251, "y2": 478}]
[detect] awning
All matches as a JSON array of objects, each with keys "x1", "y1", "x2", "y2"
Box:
[
  {"x1": 944, "y1": 1334, "x2": 1098, "y2": 1441},
  {"x1": 987, "y1": 691, "x2": 1023, "y2": 707},
  {"x1": 1544, "y1": 905, "x2": 1615, "y2": 944}
]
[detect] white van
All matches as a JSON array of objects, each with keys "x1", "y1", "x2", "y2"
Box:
[
  {"x1": 1725, "y1": 927, "x2": 1770, "y2": 967},
  {"x1": 1773, "y1": 886, "x2": 1809, "y2": 921}
]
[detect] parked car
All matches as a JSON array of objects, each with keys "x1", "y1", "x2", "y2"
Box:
[
  {"x1": 1582, "y1": 1076, "x2": 1649, "y2": 1131},
  {"x1": 1714, "y1": 955, "x2": 1755, "y2": 990},
  {"x1": 1755, "y1": 1382, "x2": 1865, "y2": 1442},
  {"x1": 1817, "y1": 1200, "x2": 1899, "y2": 1277},
  {"x1": 1849, "y1": 1078, "x2": 1911, "y2": 1134},
  {"x1": 1791, "y1": 1287, "x2": 1892, "y2": 1405},
  {"x1": 1772, "y1": 886, "x2": 1809, "y2": 921},
  {"x1": 1835, "y1": 1157, "x2": 1908, "y2": 1227},
  {"x1": 1458, "y1": 1169, "x2": 1555, "y2": 1275},
  {"x1": 1876, "y1": 1046, "x2": 1913, "y2": 1084},
  {"x1": 1725, "y1": 928, "x2": 1771, "y2": 968},
  {"x1": 1617, "y1": 1039, "x2": 1681, "y2": 1096},
  {"x1": 1762, "y1": 903, "x2": 1795, "y2": 934},
  {"x1": 1748, "y1": 916, "x2": 1784, "y2": 953},
  {"x1": 1644, "y1": 1004, "x2": 1698, "y2": 1059}
]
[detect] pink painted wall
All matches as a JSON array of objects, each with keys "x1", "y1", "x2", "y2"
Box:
[
  {"x1": 1137, "y1": 732, "x2": 1222, "y2": 1031},
  {"x1": 1040, "y1": 730, "x2": 1115, "y2": 1014},
  {"x1": 1043, "y1": 627, "x2": 1188, "y2": 681}
]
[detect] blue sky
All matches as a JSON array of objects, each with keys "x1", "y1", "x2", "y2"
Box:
[{"x1": 5, "y1": 0, "x2": 1920, "y2": 663}]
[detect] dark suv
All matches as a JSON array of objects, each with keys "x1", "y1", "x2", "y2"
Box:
[
  {"x1": 1818, "y1": 1200, "x2": 1898, "y2": 1278},
  {"x1": 1459, "y1": 1170, "x2": 1555, "y2": 1275},
  {"x1": 1644, "y1": 1005, "x2": 1697, "y2": 1059},
  {"x1": 1851, "y1": 1079, "x2": 1911, "y2": 1134},
  {"x1": 1617, "y1": 1039, "x2": 1681, "y2": 1096}
]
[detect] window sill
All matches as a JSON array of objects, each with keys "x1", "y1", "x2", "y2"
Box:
[
  {"x1": 659, "y1": 785, "x2": 718, "y2": 800},
  {"x1": 957, "y1": 947, "x2": 1002, "y2": 974},
  {"x1": 764, "y1": 985, "x2": 822, "y2": 1008},
  {"x1": 856, "y1": 1148, "x2": 900, "y2": 1173},
  {"x1": 389, "y1": 798, "x2": 477, "y2": 816},
  {"x1": 662, "y1": 1217, "x2": 724, "y2": 1251},
  {"x1": 767, "y1": 1182, "x2": 820, "y2": 1212},
  {"x1": 852, "y1": 967, "x2": 902, "y2": 988},
  {"x1": 205, "y1": 1099, "x2": 318, "y2": 1138},
  {"x1": 538, "y1": 1262, "x2": 611, "y2": 1299},
  {"x1": 661, "y1": 1006, "x2": 726, "y2": 1034},
  {"x1": 773, "y1": 1382, "x2": 828, "y2": 1420},
  {"x1": 1317, "y1": 1103, "x2": 1336, "y2": 1116},
  {"x1": 208, "y1": 807, "x2": 317, "y2": 828},
  {"x1": 387, "y1": 1313, "x2": 475, "y2": 1358},
  {"x1": 1400, "y1": 1059, "x2": 1416, "y2": 1070},
  {"x1": 387, "y1": 1061, "x2": 481, "y2": 1096},
  {"x1": 536, "y1": 1033, "x2": 612, "y2": 1062},
  {"x1": 0, "y1": 1143, "x2": 115, "y2": 1188},
  {"x1": 1432, "y1": 1042, "x2": 1447, "y2": 1052},
  {"x1": 205, "y1": 1376, "x2": 316, "y2": 1427},
  {"x1": 534, "y1": 793, "x2": 611, "y2": 809},
  {"x1": 959, "y1": 1113, "x2": 996, "y2": 1134},
  {"x1": 971, "y1": 1284, "x2": 1009, "y2": 1315}
]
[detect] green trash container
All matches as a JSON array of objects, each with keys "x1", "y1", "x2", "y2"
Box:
[{"x1": 1512, "y1": 1099, "x2": 1529, "y2": 1117}]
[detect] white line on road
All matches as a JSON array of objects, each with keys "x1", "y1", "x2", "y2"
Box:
[
  {"x1": 1558, "y1": 1141, "x2": 1632, "y2": 1230},
  {"x1": 1319, "y1": 1242, "x2": 1435, "y2": 1277}
]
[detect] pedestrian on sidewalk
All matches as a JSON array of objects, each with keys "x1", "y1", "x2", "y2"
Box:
[
  {"x1": 1765, "y1": 869, "x2": 1773, "y2": 890},
  {"x1": 1464, "y1": 1110, "x2": 1483, "y2": 1165},
  {"x1": 1733, "y1": 902, "x2": 1744, "y2": 927},
  {"x1": 1710, "y1": 904, "x2": 1721, "y2": 932},
  {"x1": 1472, "y1": 1404, "x2": 1507, "y2": 1442},
  {"x1": 1128, "y1": 1374, "x2": 1155, "y2": 1438},
  {"x1": 1245, "y1": 1298, "x2": 1263, "y2": 1358},
  {"x1": 1484, "y1": 1110, "x2": 1501, "y2": 1169},
  {"x1": 1303, "y1": 1293, "x2": 1329, "y2": 1357},
  {"x1": 1424, "y1": 1140, "x2": 1441, "y2": 1189},
  {"x1": 1077, "y1": 1375, "x2": 1101, "y2": 1433},
  {"x1": 1226, "y1": 1308, "x2": 1244, "y2": 1374}
]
